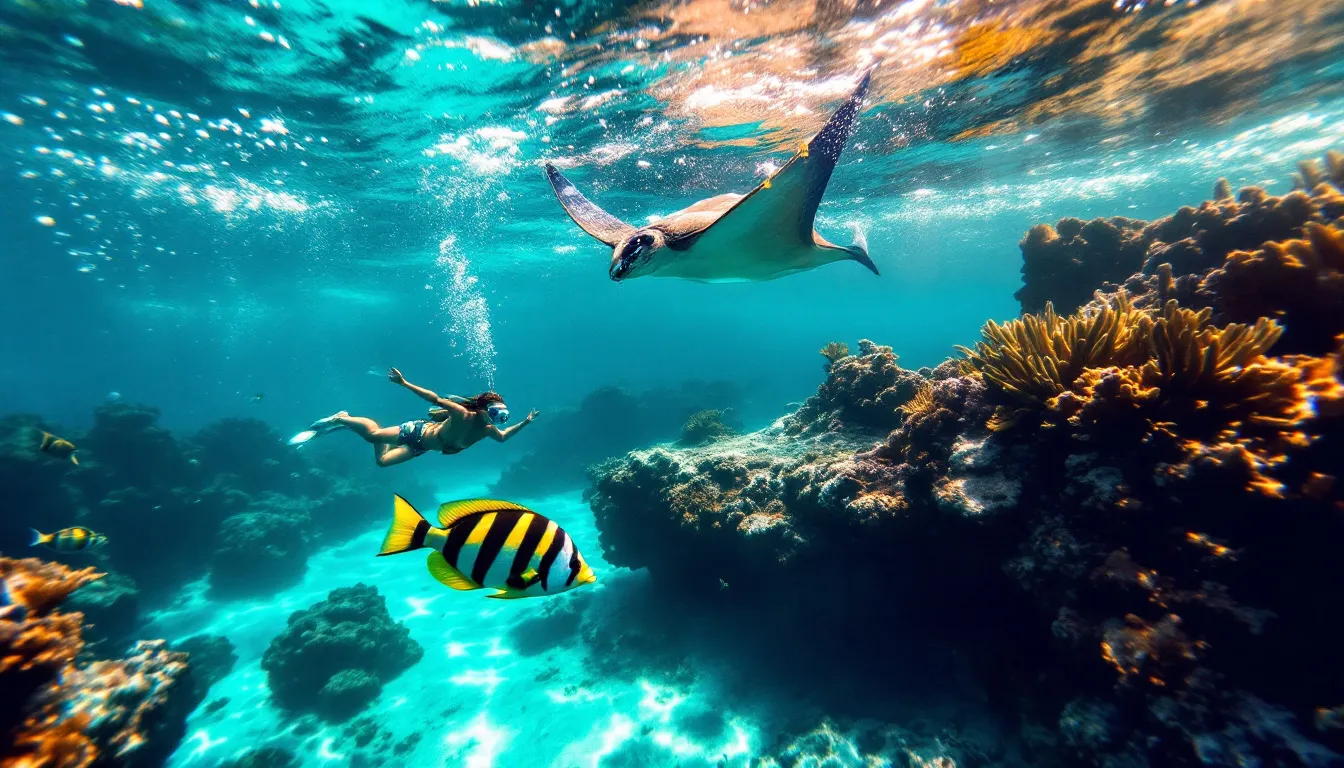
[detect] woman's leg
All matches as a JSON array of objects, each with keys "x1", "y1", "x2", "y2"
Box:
[
  {"x1": 336, "y1": 415, "x2": 401, "y2": 445},
  {"x1": 375, "y1": 445, "x2": 418, "y2": 468}
]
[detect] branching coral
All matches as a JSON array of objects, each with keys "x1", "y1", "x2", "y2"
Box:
[
  {"x1": 956, "y1": 292, "x2": 1149, "y2": 403},
  {"x1": 898, "y1": 382, "x2": 937, "y2": 420},
  {"x1": 819, "y1": 341, "x2": 850, "y2": 365}
]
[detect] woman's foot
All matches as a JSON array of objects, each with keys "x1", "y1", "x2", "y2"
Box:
[
  {"x1": 289, "y1": 411, "x2": 348, "y2": 446},
  {"x1": 308, "y1": 411, "x2": 349, "y2": 434}
]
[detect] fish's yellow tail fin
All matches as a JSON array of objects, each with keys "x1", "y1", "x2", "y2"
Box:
[
  {"x1": 39, "y1": 432, "x2": 54, "y2": 451},
  {"x1": 378, "y1": 494, "x2": 436, "y2": 556},
  {"x1": 29, "y1": 529, "x2": 51, "y2": 547},
  {"x1": 70, "y1": 454, "x2": 79, "y2": 466}
]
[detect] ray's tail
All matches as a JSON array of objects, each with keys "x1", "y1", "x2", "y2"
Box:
[{"x1": 846, "y1": 222, "x2": 878, "y2": 276}]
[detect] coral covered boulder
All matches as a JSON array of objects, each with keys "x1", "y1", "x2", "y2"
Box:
[
  {"x1": 676, "y1": 409, "x2": 739, "y2": 447},
  {"x1": 208, "y1": 498, "x2": 312, "y2": 597},
  {"x1": 785, "y1": 339, "x2": 924, "y2": 435},
  {"x1": 261, "y1": 583, "x2": 423, "y2": 722}
]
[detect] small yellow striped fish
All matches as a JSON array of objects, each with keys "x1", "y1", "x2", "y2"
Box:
[
  {"x1": 31, "y1": 526, "x2": 107, "y2": 553},
  {"x1": 378, "y1": 495, "x2": 596, "y2": 599},
  {"x1": 40, "y1": 432, "x2": 79, "y2": 465}
]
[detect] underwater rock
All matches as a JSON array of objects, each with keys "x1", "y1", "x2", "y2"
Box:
[
  {"x1": 188, "y1": 418, "x2": 312, "y2": 496},
  {"x1": 260, "y1": 583, "x2": 423, "y2": 722},
  {"x1": 490, "y1": 380, "x2": 744, "y2": 498},
  {"x1": 84, "y1": 479, "x2": 249, "y2": 602},
  {"x1": 316, "y1": 668, "x2": 382, "y2": 722},
  {"x1": 0, "y1": 557, "x2": 198, "y2": 768},
  {"x1": 78, "y1": 402, "x2": 193, "y2": 496},
  {"x1": 208, "y1": 498, "x2": 313, "y2": 597},
  {"x1": 66, "y1": 570, "x2": 140, "y2": 656},
  {"x1": 171, "y1": 634, "x2": 238, "y2": 702},
  {"x1": 785, "y1": 338, "x2": 925, "y2": 435}
]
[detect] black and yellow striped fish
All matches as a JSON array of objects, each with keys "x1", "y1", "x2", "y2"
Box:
[
  {"x1": 39, "y1": 432, "x2": 79, "y2": 465},
  {"x1": 31, "y1": 526, "x2": 107, "y2": 553},
  {"x1": 378, "y1": 495, "x2": 596, "y2": 599}
]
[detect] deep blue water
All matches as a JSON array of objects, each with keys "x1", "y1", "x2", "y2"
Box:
[{"x1": 3, "y1": 0, "x2": 1344, "y2": 765}]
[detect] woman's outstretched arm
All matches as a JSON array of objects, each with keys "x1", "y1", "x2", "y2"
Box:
[
  {"x1": 489, "y1": 409, "x2": 539, "y2": 442},
  {"x1": 388, "y1": 367, "x2": 466, "y2": 407}
]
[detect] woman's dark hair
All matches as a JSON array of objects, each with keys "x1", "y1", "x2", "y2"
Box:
[{"x1": 462, "y1": 392, "x2": 504, "y2": 412}]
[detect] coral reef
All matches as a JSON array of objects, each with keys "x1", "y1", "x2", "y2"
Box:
[
  {"x1": 1, "y1": 402, "x2": 412, "y2": 604},
  {"x1": 260, "y1": 583, "x2": 423, "y2": 722},
  {"x1": 1017, "y1": 157, "x2": 1344, "y2": 317},
  {"x1": 490, "y1": 380, "x2": 743, "y2": 498},
  {"x1": 785, "y1": 339, "x2": 924, "y2": 434},
  {"x1": 676, "y1": 409, "x2": 738, "y2": 446},
  {"x1": 588, "y1": 154, "x2": 1344, "y2": 768},
  {"x1": 208, "y1": 498, "x2": 312, "y2": 597},
  {"x1": 0, "y1": 558, "x2": 201, "y2": 768}
]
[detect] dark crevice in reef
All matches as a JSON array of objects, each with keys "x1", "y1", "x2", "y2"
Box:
[{"x1": 584, "y1": 151, "x2": 1344, "y2": 767}]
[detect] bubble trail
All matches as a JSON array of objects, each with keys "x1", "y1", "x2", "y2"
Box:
[{"x1": 435, "y1": 234, "x2": 497, "y2": 389}]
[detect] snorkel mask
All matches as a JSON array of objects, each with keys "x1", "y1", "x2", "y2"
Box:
[{"x1": 487, "y1": 402, "x2": 510, "y2": 425}]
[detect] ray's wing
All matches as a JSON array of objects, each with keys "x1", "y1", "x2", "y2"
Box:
[
  {"x1": 544, "y1": 163, "x2": 637, "y2": 247},
  {"x1": 679, "y1": 70, "x2": 872, "y2": 249}
]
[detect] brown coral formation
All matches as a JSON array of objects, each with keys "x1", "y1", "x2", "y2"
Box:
[
  {"x1": 1020, "y1": 159, "x2": 1344, "y2": 319},
  {"x1": 0, "y1": 558, "x2": 194, "y2": 768}
]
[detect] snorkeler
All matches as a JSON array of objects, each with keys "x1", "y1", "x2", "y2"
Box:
[{"x1": 289, "y1": 368, "x2": 538, "y2": 467}]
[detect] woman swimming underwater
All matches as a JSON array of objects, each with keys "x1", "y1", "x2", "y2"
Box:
[{"x1": 291, "y1": 368, "x2": 538, "y2": 467}]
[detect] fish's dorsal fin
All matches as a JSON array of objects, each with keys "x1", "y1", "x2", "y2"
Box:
[
  {"x1": 544, "y1": 163, "x2": 637, "y2": 247},
  {"x1": 687, "y1": 70, "x2": 873, "y2": 253},
  {"x1": 427, "y1": 550, "x2": 482, "y2": 590},
  {"x1": 436, "y1": 499, "x2": 531, "y2": 528}
]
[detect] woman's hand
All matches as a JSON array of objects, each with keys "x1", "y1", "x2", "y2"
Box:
[
  {"x1": 525, "y1": 409, "x2": 539, "y2": 423},
  {"x1": 387, "y1": 367, "x2": 405, "y2": 385}
]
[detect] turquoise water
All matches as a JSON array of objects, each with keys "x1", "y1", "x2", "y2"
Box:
[{"x1": 4, "y1": 0, "x2": 1344, "y2": 765}]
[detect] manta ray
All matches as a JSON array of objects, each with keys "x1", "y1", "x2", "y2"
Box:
[{"x1": 544, "y1": 70, "x2": 878, "y2": 283}]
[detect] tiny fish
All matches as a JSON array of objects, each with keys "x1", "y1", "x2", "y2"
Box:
[
  {"x1": 40, "y1": 432, "x2": 79, "y2": 465},
  {"x1": 31, "y1": 526, "x2": 107, "y2": 553},
  {"x1": 251, "y1": 393, "x2": 264, "y2": 402},
  {"x1": 378, "y1": 495, "x2": 596, "y2": 599}
]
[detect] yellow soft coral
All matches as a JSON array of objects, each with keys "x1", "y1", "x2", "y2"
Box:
[
  {"x1": 956, "y1": 291, "x2": 1149, "y2": 402},
  {"x1": 899, "y1": 382, "x2": 937, "y2": 420},
  {"x1": 819, "y1": 341, "x2": 850, "y2": 364}
]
